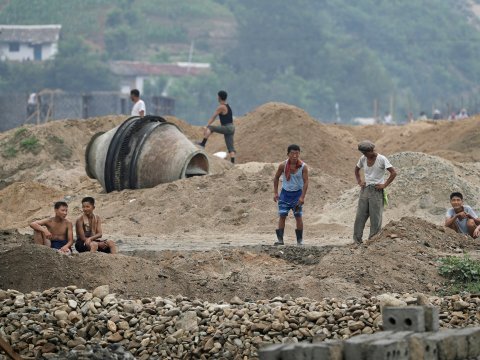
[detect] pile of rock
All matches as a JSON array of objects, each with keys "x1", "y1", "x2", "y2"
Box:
[{"x1": 1, "y1": 286, "x2": 479, "y2": 359}]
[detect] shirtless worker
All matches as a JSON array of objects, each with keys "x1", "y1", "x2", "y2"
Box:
[
  {"x1": 30, "y1": 201, "x2": 73, "y2": 254},
  {"x1": 273, "y1": 144, "x2": 309, "y2": 246},
  {"x1": 75, "y1": 197, "x2": 117, "y2": 254}
]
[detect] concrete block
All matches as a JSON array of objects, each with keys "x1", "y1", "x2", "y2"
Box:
[
  {"x1": 280, "y1": 343, "x2": 311, "y2": 360},
  {"x1": 423, "y1": 306, "x2": 439, "y2": 332},
  {"x1": 425, "y1": 330, "x2": 468, "y2": 360},
  {"x1": 344, "y1": 332, "x2": 395, "y2": 360},
  {"x1": 383, "y1": 307, "x2": 426, "y2": 332},
  {"x1": 366, "y1": 338, "x2": 409, "y2": 360},
  {"x1": 452, "y1": 327, "x2": 480, "y2": 358},
  {"x1": 258, "y1": 343, "x2": 286, "y2": 360},
  {"x1": 407, "y1": 333, "x2": 438, "y2": 360},
  {"x1": 310, "y1": 341, "x2": 343, "y2": 360}
]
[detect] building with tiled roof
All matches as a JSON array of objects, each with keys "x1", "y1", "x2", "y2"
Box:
[{"x1": 0, "y1": 24, "x2": 61, "y2": 61}]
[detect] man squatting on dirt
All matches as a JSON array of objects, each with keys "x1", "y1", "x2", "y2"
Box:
[
  {"x1": 445, "y1": 192, "x2": 480, "y2": 238},
  {"x1": 353, "y1": 140, "x2": 396, "y2": 244},
  {"x1": 273, "y1": 144, "x2": 309, "y2": 246},
  {"x1": 30, "y1": 201, "x2": 74, "y2": 254}
]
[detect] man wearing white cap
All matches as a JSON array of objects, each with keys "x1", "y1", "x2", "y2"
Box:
[{"x1": 353, "y1": 140, "x2": 397, "y2": 244}]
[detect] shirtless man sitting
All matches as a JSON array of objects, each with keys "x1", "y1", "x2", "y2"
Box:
[
  {"x1": 75, "y1": 197, "x2": 117, "y2": 254},
  {"x1": 30, "y1": 201, "x2": 73, "y2": 254}
]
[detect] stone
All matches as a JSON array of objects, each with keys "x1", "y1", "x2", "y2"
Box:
[
  {"x1": 54, "y1": 310, "x2": 69, "y2": 321},
  {"x1": 92, "y1": 285, "x2": 110, "y2": 300},
  {"x1": 230, "y1": 296, "x2": 244, "y2": 305},
  {"x1": 68, "y1": 299, "x2": 77, "y2": 309},
  {"x1": 107, "y1": 320, "x2": 117, "y2": 332},
  {"x1": 107, "y1": 332, "x2": 123, "y2": 343},
  {"x1": 176, "y1": 311, "x2": 199, "y2": 333}
]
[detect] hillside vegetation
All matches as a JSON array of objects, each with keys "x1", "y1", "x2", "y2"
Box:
[{"x1": 1, "y1": 0, "x2": 480, "y2": 123}]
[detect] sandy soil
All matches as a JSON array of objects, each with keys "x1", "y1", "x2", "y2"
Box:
[{"x1": 0, "y1": 103, "x2": 479, "y2": 303}]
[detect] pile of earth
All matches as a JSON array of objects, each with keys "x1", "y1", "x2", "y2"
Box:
[
  {"x1": 313, "y1": 152, "x2": 480, "y2": 231},
  {"x1": 0, "y1": 217, "x2": 475, "y2": 302}
]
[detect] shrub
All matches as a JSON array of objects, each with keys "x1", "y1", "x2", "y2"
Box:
[
  {"x1": 438, "y1": 254, "x2": 480, "y2": 294},
  {"x1": 2, "y1": 146, "x2": 18, "y2": 158},
  {"x1": 20, "y1": 136, "x2": 41, "y2": 153}
]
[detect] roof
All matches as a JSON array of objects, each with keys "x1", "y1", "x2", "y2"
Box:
[
  {"x1": 0, "y1": 25, "x2": 61, "y2": 44},
  {"x1": 110, "y1": 61, "x2": 210, "y2": 77}
]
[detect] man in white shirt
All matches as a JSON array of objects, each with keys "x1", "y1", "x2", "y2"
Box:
[
  {"x1": 130, "y1": 89, "x2": 146, "y2": 117},
  {"x1": 445, "y1": 192, "x2": 480, "y2": 238},
  {"x1": 353, "y1": 140, "x2": 397, "y2": 244}
]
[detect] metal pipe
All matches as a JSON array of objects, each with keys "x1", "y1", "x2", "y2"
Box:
[{"x1": 85, "y1": 116, "x2": 209, "y2": 192}]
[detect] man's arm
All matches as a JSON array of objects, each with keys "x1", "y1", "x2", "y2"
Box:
[
  {"x1": 355, "y1": 166, "x2": 365, "y2": 188},
  {"x1": 30, "y1": 218, "x2": 52, "y2": 239},
  {"x1": 465, "y1": 208, "x2": 480, "y2": 225},
  {"x1": 298, "y1": 165, "x2": 309, "y2": 205},
  {"x1": 376, "y1": 167, "x2": 397, "y2": 190},
  {"x1": 76, "y1": 217, "x2": 87, "y2": 242},
  {"x1": 445, "y1": 212, "x2": 459, "y2": 227},
  {"x1": 205, "y1": 105, "x2": 226, "y2": 127},
  {"x1": 91, "y1": 216, "x2": 103, "y2": 241},
  {"x1": 273, "y1": 163, "x2": 285, "y2": 202},
  {"x1": 59, "y1": 221, "x2": 73, "y2": 253}
]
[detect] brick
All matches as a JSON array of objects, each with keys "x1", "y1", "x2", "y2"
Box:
[
  {"x1": 258, "y1": 343, "x2": 285, "y2": 360},
  {"x1": 423, "y1": 306, "x2": 440, "y2": 332},
  {"x1": 344, "y1": 332, "x2": 395, "y2": 360},
  {"x1": 382, "y1": 307, "x2": 426, "y2": 332},
  {"x1": 453, "y1": 327, "x2": 480, "y2": 358},
  {"x1": 407, "y1": 333, "x2": 438, "y2": 360},
  {"x1": 310, "y1": 341, "x2": 344, "y2": 360},
  {"x1": 366, "y1": 338, "x2": 409, "y2": 360}
]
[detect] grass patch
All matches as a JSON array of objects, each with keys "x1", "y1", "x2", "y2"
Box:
[
  {"x1": 20, "y1": 136, "x2": 41, "y2": 154},
  {"x1": 2, "y1": 146, "x2": 18, "y2": 159},
  {"x1": 14, "y1": 127, "x2": 28, "y2": 139},
  {"x1": 47, "y1": 134, "x2": 72, "y2": 160},
  {"x1": 438, "y1": 254, "x2": 480, "y2": 295}
]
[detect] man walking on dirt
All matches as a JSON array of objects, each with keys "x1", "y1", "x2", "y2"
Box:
[
  {"x1": 197, "y1": 90, "x2": 236, "y2": 163},
  {"x1": 445, "y1": 192, "x2": 480, "y2": 238},
  {"x1": 353, "y1": 141, "x2": 396, "y2": 244},
  {"x1": 130, "y1": 89, "x2": 146, "y2": 117},
  {"x1": 273, "y1": 144, "x2": 309, "y2": 246}
]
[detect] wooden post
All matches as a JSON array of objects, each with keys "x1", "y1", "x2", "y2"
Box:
[{"x1": 0, "y1": 336, "x2": 23, "y2": 360}]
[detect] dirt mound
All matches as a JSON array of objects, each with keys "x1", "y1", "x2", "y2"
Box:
[
  {"x1": 1, "y1": 217, "x2": 469, "y2": 301},
  {"x1": 313, "y1": 152, "x2": 480, "y2": 231},
  {"x1": 340, "y1": 116, "x2": 480, "y2": 163},
  {"x1": 0, "y1": 182, "x2": 65, "y2": 228},
  {"x1": 0, "y1": 243, "x2": 191, "y2": 298},
  {"x1": 206, "y1": 102, "x2": 358, "y2": 178}
]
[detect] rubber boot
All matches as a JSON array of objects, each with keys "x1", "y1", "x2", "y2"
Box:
[
  {"x1": 274, "y1": 229, "x2": 284, "y2": 245},
  {"x1": 295, "y1": 229, "x2": 304, "y2": 246}
]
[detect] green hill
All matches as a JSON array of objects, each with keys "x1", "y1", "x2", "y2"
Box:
[{"x1": 1, "y1": 0, "x2": 480, "y2": 123}]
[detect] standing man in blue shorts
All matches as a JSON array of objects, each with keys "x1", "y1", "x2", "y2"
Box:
[
  {"x1": 198, "y1": 90, "x2": 236, "y2": 163},
  {"x1": 273, "y1": 144, "x2": 309, "y2": 246}
]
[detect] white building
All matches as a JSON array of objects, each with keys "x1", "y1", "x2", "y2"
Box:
[{"x1": 0, "y1": 24, "x2": 61, "y2": 61}]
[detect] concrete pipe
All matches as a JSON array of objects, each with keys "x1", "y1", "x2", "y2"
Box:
[{"x1": 85, "y1": 115, "x2": 209, "y2": 192}]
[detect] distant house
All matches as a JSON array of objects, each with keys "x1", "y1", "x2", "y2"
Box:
[
  {"x1": 110, "y1": 60, "x2": 210, "y2": 94},
  {"x1": 0, "y1": 24, "x2": 61, "y2": 61}
]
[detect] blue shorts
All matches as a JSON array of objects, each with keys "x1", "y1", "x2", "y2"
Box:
[
  {"x1": 51, "y1": 239, "x2": 68, "y2": 250},
  {"x1": 278, "y1": 189, "x2": 303, "y2": 217}
]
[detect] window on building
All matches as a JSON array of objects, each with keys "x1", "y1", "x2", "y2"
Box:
[{"x1": 9, "y1": 42, "x2": 20, "y2": 52}]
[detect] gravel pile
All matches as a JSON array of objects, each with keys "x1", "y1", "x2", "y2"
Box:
[{"x1": 1, "y1": 286, "x2": 480, "y2": 359}]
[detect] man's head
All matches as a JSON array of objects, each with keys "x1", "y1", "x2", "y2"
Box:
[
  {"x1": 81, "y1": 197, "x2": 95, "y2": 215},
  {"x1": 130, "y1": 89, "x2": 140, "y2": 102},
  {"x1": 287, "y1": 144, "x2": 301, "y2": 162},
  {"x1": 358, "y1": 140, "x2": 376, "y2": 158},
  {"x1": 54, "y1": 201, "x2": 68, "y2": 218},
  {"x1": 218, "y1": 90, "x2": 228, "y2": 102},
  {"x1": 450, "y1": 192, "x2": 464, "y2": 208}
]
